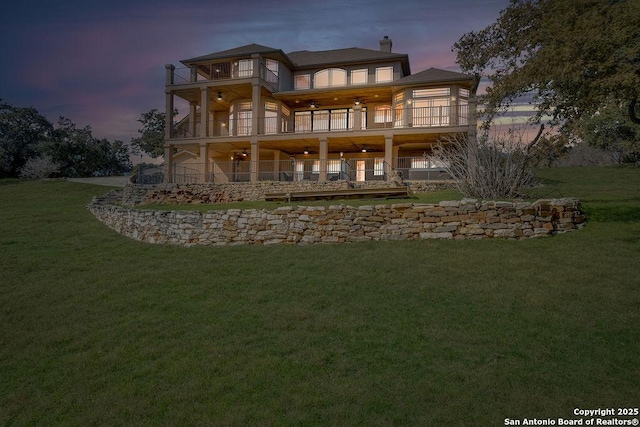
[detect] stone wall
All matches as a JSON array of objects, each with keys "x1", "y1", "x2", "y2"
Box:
[
  {"x1": 122, "y1": 180, "x2": 453, "y2": 206},
  {"x1": 90, "y1": 190, "x2": 585, "y2": 247}
]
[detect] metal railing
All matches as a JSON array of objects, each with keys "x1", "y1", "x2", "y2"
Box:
[
  {"x1": 171, "y1": 62, "x2": 279, "y2": 91},
  {"x1": 138, "y1": 156, "x2": 448, "y2": 184}
]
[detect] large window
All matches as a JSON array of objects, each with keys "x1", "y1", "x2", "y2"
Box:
[
  {"x1": 294, "y1": 74, "x2": 310, "y2": 90},
  {"x1": 230, "y1": 101, "x2": 253, "y2": 135},
  {"x1": 314, "y1": 68, "x2": 347, "y2": 88},
  {"x1": 374, "y1": 105, "x2": 392, "y2": 124},
  {"x1": 375, "y1": 66, "x2": 394, "y2": 83},
  {"x1": 294, "y1": 108, "x2": 364, "y2": 133},
  {"x1": 234, "y1": 59, "x2": 253, "y2": 78},
  {"x1": 351, "y1": 69, "x2": 368, "y2": 85},
  {"x1": 264, "y1": 102, "x2": 278, "y2": 134},
  {"x1": 412, "y1": 88, "x2": 451, "y2": 127},
  {"x1": 313, "y1": 160, "x2": 342, "y2": 174}
]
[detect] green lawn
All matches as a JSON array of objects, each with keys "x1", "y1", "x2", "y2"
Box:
[{"x1": 1, "y1": 167, "x2": 639, "y2": 425}]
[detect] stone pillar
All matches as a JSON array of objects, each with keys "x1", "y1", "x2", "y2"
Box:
[
  {"x1": 190, "y1": 66, "x2": 198, "y2": 83},
  {"x1": 353, "y1": 104, "x2": 362, "y2": 131},
  {"x1": 164, "y1": 144, "x2": 173, "y2": 183},
  {"x1": 199, "y1": 142, "x2": 209, "y2": 182},
  {"x1": 384, "y1": 135, "x2": 394, "y2": 179},
  {"x1": 273, "y1": 150, "x2": 281, "y2": 180},
  {"x1": 319, "y1": 137, "x2": 328, "y2": 182},
  {"x1": 451, "y1": 87, "x2": 459, "y2": 126},
  {"x1": 189, "y1": 102, "x2": 197, "y2": 137},
  {"x1": 252, "y1": 82, "x2": 261, "y2": 136},
  {"x1": 250, "y1": 139, "x2": 259, "y2": 182},
  {"x1": 200, "y1": 87, "x2": 209, "y2": 137},
  {"x1": 165, "y1": 64, "x2": 175, "y2": 85},
  {"x1": 164, "y1": 90, "x2": 174, "y2": 139}
]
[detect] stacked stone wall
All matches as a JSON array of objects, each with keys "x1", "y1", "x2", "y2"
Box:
[
  {"x1": 90, "y1": 190, "x2": 585, "y2": 247},
  {"x1": 122, "y1": 180, "x2": 453, "y2": 206}
]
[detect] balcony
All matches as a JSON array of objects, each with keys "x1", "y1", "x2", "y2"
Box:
[
  {"x1": 170, "y1": 62, "x2": 279, "y2": 92},
  {"x1": 170, "y1": 105, "x2": 470, "y2": 139},
  {"x1": 155, "y1": 157, "x2": 448, "y2": 184}
]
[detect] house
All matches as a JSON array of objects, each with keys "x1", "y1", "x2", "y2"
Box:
[{"x1": 163, "y1": 37, "x2": 476, "y2": 184}]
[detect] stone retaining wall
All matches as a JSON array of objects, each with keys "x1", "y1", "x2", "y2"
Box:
[
  {"x1": 90, "y1": 189, "x2": 585, "y2": 246},
  {"x1": 121, "y1": 180, "x2": 453, "y2": 206}
]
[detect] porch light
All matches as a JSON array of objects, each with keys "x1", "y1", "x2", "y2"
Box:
[
  {"x1": 303, "y1": 148, "x2": 309, "y2": 155},
  {"x1": 354, "y1": 98, "x2": 361, "y2": 105},
  {"x1": 217, "y1": 92, "x2": 223, "y2": 101},
  {"x1": 309, "y1": 101, "x2": 317, "y2": 108},
  {"x1": 242, "y1": 149, "x2": 248, "y2": 157},
  {"x1": 361, "y1": 146, "x2": 367, "y2": 153}
]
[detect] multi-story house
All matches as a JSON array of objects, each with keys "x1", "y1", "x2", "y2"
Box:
[{"x1": 163, "y1": 37, "x2": 476, "y2": 184}]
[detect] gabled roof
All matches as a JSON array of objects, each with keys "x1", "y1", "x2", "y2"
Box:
[
  {"x1": 392, "y1": 67, "x2": 472, "y2": 86},
  {"x1": 287, "y1": 47, "x2": 410, "y2": 75},
  {"x1": 181, "y1": 43, "x2": 289, "y2": 65}
]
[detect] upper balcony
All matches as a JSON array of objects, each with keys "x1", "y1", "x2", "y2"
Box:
[{"x1": 167, "y1": 60, "x2": 279, "y2": 92}]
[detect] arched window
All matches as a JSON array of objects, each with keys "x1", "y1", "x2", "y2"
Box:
[{"x1": 314, "y1": 68, "x2": 347, "y2": 88}]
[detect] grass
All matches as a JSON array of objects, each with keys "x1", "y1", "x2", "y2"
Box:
[
  {"x1": 137, "y1": 188, "x2": 464, "y2": 212},
  {"x1": 1, "y1": 167, "x2": 639, "y2": 425}
]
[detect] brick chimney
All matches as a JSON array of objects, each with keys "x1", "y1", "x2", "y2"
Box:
[{"x1": 380, "y1": 36, "x2": 392, "y2": 53}]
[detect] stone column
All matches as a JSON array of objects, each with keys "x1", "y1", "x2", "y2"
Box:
[
  {"x1": 164, "y1": 144, "x2": 173, "y2": 183},
  {"x1": 250, "y1": 139, "x2": 259, "y2": 182},
  {"x1": 384, "y1": 135, "x2": 394, "y2": 180},
  {"x1": 200, "y1": 87, "x2": 209, "y2": 137},
  {"x1": 165, "y1": 64, "x2": 175, "y2": 85},
  {"x1": 319, "y1": 137, "x2": 328, "y2": 182},
  {"x1": 199, "y1": 142, "x2": 209, "y2": 182},
  {"x1": 190, "y1": 66, "x2": 198, "y2": 83},
  {"x1": 189, "y1": 102, "x2": 197, "y2": 137},
  {"x1": 273, "y1": 150, "x2": 281, "y2": 180},
  {"x1": 251, "y1": 82, "x2": 261, "y2": 136},
  {"x1": 164, "y1": 90, "x2": 174, "y2": 139},
  {"x1": 353, "y1": 104, "x2": 362, "y2": 131}
]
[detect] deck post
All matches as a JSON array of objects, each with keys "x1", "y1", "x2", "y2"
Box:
[{"x1": 319, "y1": 137, "x2": 328, "y2": 182}]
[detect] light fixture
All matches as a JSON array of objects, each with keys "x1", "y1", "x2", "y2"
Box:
[
  {"x1": 309, "y1": 101, "x2": 317, "y2": 108},
  {"x1": 303, "y1": 147, "x2": 309, "y2": 155},
  {"x1": 217, "y1": 92, "x2": 223, "y2": 101},
  {"x1": 242, "y1": 149, "x2": 248, "y2": 157},
  {"x1": 354, "y1": 98, "x2": 361, "y2": 105},
  {"x1": 361, "y1": 146, "x2": 367, "y2": 153}
]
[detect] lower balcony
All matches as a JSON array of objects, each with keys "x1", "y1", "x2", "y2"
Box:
[{"x1": 138, "y1": 157, "x2": 449, "y2": 184}]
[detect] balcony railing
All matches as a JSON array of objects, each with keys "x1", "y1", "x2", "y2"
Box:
[
  {"x1": 155, "y1": 157, "x2": 449, "y2": 184},
  {"x1": 171, "y1": 62, "x2": 279, "y2": 91},
  {"x1": 170, "y1": 105, "x2": 470, "y2": 139}
]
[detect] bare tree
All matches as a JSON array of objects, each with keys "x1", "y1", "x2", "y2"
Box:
[
  {"x1": 19, "y1": 156, "x2": 60, "y2": 181},
  {"x1": 433, "y1": 130, "x2": 539, "y2": 199}
]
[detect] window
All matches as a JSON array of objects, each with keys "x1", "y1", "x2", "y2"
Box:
[
  {"x1": 413, "y1": 88, "x2": 450, "y2": 98},
  {"x1": 374, "y1": 158, "x2": 384, "y2": 176},
  {"x1": 295, "y1": 74, "x2": 310, "y2": 90},
  {"x1": 331, "y1": 109, "x2": 348, "y2": 130},
  {"x1": 266, "y1": 59, "x2": 278, "y2": 77},
  {"x1": 234, "y1": 59, "x2": 253, "y2": 78},
  {"x1": 237, "y1": 111, "x2": 252, "y2": 135},
  {"x1": 459, "y1": 88, "x2": 469, "y2": 98},
  {"x1": 314, "y1": 68, "x2": 347, "y2": 88},
  {"x1": 294, "y1": 111, "x2": 311, "y2": 133},
  {"x1": 264, "y1": 102, "x2": 278, "y2": 134},
  {"x1": 412, "y1": 98, "x2": 450, "y2": 126},
  {"x1": 311, "y1": 160, "x2": 341, "y2": 174},
  {"x1": 394, "y1": 92, "x2": 404, "y2": 103},
  {"x1": 351, "y1": 69, "x2": 368, "y2": 85},
  {"x1": 374, "y1": 105, "x2": 392, "y2": 123},
  {"x1": 375, "y1": 66, "x2": 393, "y2": 83}
]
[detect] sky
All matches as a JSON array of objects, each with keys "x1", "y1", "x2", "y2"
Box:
[{"x1": 0, "y1": 0, "x2": 510, "y2": 146}]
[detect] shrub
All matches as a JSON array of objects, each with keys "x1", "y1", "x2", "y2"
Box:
[
  {"x1": 19, "y1": 155, "x2": 60, "y2": 181},
  {"x1": 433, "y1": 132, "x2": 537, "y2": 199}
]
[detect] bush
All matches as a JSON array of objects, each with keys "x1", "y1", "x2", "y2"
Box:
[
  {"x1": 433, "y1": 132, "x2": 537, "y2": 199},
  {"x1": 18, "y1": 156, "x2": 60, "y2": 181}
]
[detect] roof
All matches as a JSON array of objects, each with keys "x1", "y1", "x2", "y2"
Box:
[
  {"x1": 181, "y1": 43, "x2": 287, "y2": 64},
  {"x1": 392, "y1": 67, "x2": 472, "y2": 86},
  {"x1": 287, "y1": 47, "x2": 407, "y2": 67}
]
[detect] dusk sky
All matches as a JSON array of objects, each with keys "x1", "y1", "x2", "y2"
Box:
[{"x1": 0, "y1": 0, "x2": 509, "y2": 145}]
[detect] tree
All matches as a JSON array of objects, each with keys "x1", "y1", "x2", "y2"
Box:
[
  {"x1": 131, "y1": 109, "x2": 168, "y2": 158},
  {"x1": 42, "y1": 117, "x2": 132, "y2": 177},
  {"x1": 0, "y1": 99, "x2": 53, "y2": 177},
  {"x1": 19, "y1": 155, "x2": 60, "y2": 181},
  {"x1": 453, "y1": 0, "x2": 640, "y2": 144}
]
